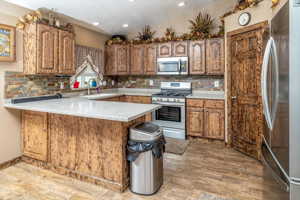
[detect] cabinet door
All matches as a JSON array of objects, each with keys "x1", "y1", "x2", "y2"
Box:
[
  {"x1": 22, "y1": 111, "x2": 48, "y2": 161},
  {"x1": 173, "y1": 41, "x2": 188, "y2": 57},
  {"x1": 59, "y1": 30, "x2": 75, "y2": 74},
  {"x1": 204, "y1": 108, "x2": 225, "y2": 140},
  {"x1": 130, "y1": 45, "x2": 144, "y2": 75},
  {"x1": 144, "y1": 44, "x2": 157, "y2": 75},
  {"x1": 187, "y1": 107, "x2": 204, "y2": 137},
  {"x1": 37, "y1": 24, "x2": 59, "y2": 74},
  {"x1": 189, "y1": 40, "x2": 206, "y2": 75},
  {"x1": 49, "y1": 114, "x2": 77, "y2": 170},
  {"x1": 158, "y1": 43, "x2": 172, "y2": 58},
  {"x1": 116, "y1": 45, "x2": 130, "y2": 75},
  {"x1": 206, "y1": 38, "x2": 224, "y2": 75},
  {"x1": 105, "y1": 46, "x2": 116, "y2": 75}
]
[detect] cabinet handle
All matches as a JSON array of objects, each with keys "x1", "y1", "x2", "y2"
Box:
[{"x1": 231, "y1": 96, "x2": 237, "y2": 100}]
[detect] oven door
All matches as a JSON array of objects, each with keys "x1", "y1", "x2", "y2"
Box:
[
  {"x1": 157, "y1": 58, "x2": 180, "y2": 75},
  {"x1": 152, "y1": 102, "x2": 185, "y2": 135}
]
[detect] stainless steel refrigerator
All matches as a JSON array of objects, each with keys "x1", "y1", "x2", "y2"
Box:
[{"x1": 261, "y1": 0, "x2": 300, "y2": 199}]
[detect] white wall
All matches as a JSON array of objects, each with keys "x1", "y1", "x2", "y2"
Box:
[
  {"x1": 0, "y1": 1, "x2": 109, "y2": 164},
  {"x1": 127, "y1": 0, "x2": 236, "y2": 39},
  {"x1": 223, "y1": 0, "x2": 289, "y2": 142}
]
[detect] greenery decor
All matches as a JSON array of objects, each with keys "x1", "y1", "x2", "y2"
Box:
[
  {"x1": 221, "y1": 0, "x2": 263, "y2": 19},
  {"x1": 164, "y1": 27, "x2": 176, "y2": 41},
  {"x1": 137, "y1": 25, "x2": 156, "y2": 41},
  {"x1": 189, "y1": 11, "x2": 214, "y2": 38}
]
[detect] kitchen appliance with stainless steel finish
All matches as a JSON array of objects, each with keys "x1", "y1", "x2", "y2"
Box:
[
  {"x1": 261, "y1": 1, "x2": 300, "y2": 199},
  {"x1": 157, "y1": 57, "x2": 188, "y2": 75},
  {"x1": 152, "y1": 82, "x2": 192, "y2": 140}
]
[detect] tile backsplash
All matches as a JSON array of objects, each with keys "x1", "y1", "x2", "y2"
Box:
[
  {"x1": 116, "y1": 75, "x2": 224, "y2": 91},
  {"x1": 4, "y1": 72, "x2": 117, "y2": 99},
  {"x1": 4, "y1": 72, "x2": 224, "y2": 99}
]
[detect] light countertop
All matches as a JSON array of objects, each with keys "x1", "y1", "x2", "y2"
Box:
[
  {"x1": 4, "y1": 97, "x2": 161, "y2": 122},
  {"x1": 187, "y1": 91, "x2": 225, "y2": 100}
]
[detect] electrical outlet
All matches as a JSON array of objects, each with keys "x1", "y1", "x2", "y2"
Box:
[
  {"x1": 112, "y1": 80, "x2": 115, "y2": 86},
  {"x1": 149, "y1": 80, "x2": 154, "y2": 86},
  {"x1": 103, "y1": 81, "x2": 107, "y2": 86},
  {"x1": 214, "y1": 81, "x2": 220, "y2": 88}
]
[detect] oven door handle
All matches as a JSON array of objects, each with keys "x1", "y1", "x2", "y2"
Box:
[{"x1": 152, "y1": 102, "x2": 185, "y2": 106}]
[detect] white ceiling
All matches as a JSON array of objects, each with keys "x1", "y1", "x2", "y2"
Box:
[{"x1": 4, "y1": 0, "x2": 235, "y2": 37}]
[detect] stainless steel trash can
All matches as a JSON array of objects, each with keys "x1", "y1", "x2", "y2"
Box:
[{"x1": 128, "y1": 122, "x2": 164, "y2": 195}]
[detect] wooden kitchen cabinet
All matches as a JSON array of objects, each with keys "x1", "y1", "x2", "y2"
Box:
[
  {"x1": 187, "y1": 99, "x2": 224, "y2": 140},
  {"x1": 144, "y1": 44, "x2": 157, "y2": 75},
  {"x1": 58, "y1": 30, "x2": 75, "y2": 74},
  {"x1": 158, "y1": 42, "x2": 172, "y2": 57},
  {"x1": 116, "y1": 45, "x2": 130, "y2": 75},
  {"x1": 36, "y1": 24, "x2": 59, "y2": 74},
  {"x1": 189, "y1": 40, "x2": 206, "y2": 75},
  {"x1": 130, "y1": 45, "x2": 144, "y2": 75},
  {"x1": 105, "y1": 45, "x2": 117, "y2": 75},
  {"x1": 105, "y1": 45, "x2": 130, "y2": 75},
  {"x1": 206, "y1": 38, "x2": 224, "y2": 75},
  {"x1": 158, "y1": 41, "x2": 188, "y2": 58},
  {"x1": 22, "y1": 111, "x2": 48, "y2": 161},
  {"x1": 187, "y1": 107, "x2": 204, "y2": 137},
  {"x1": 23, "y1": 23, "x2": 75, "y2": 75},
  {"x1": 204, "y1": 108, "x2": 225, "y2": 140},
  {"x1": 173, "y1": 41, "x2": 188, "y2": 57}
]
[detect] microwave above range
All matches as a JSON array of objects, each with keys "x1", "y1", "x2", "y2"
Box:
[{"x1": 157, "y1": 57, "x2": 188, "y2": 75}]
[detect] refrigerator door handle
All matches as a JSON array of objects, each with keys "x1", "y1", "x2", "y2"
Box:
[
  {"x1": 261, "y1": 37, "x2": 279, "y2": 130},
  {"x1": 261, "y1": 141, "x2": 290, "y2": 192}
]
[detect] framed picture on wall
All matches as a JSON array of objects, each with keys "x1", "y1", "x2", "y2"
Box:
[{"x1": 0, "y1": 24, "x2": 16, "y2": 62}]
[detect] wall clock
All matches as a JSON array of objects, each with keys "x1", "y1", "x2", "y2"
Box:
[{"x1": 238, "y1": 12, "x2": 251, "y2": 26}]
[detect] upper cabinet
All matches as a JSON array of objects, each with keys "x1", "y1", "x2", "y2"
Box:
[
  {"x1": 189, "y1": 38, "x2": 224, "y2": 75},
  {"x1": 59, "y1": 30, "x2": 75, "y2": 74},
  {"x1": 105, "y1": 45, "x2": 117, "y2": 75},
  {"x1": 173, "y1": 41, "x2": 188, "y2": 57},
  {"x1": 116, "y1": 45, "x2": 130, "y2": 75},
  {"x1": 158, "y1": 41, "x2": 188, "y2": 58},
  {"x1": 144, "y1": 44, "x2": 157, "y2": 75},
  {"x1": 36, "y1": 24, "x2": 59, "y2": 74},
  {"x1": 105, "y1": 45, "x2": 129, "y2": 75},
  {"x1": 130, "y1": 45, "x2": 144, "y2": 75},
  {"x1": 23, "y1": 23, "x2": 75, "y2": 75},
  {"x1": 206, "y1": 38, "x2": 224, "y2": 75},
  {"x1": 189, "y1": 40, "x2": 206, "y2": 75},
  {"x1": 158, "y1": 43, "x2": 172, "y2": 57},
  {"x1": 104, "y1": 38, "x2": 224, "y2": 76}
]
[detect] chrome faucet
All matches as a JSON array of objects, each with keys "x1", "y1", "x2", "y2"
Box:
[{"x1": 87, "y1": 79, "x2": 94, "y2": 95}]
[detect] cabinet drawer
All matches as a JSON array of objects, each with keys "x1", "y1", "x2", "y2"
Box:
[
  {"x1": 187, "y1": 99, "x2": 204, "y2": 107},
  {"x1": 204, "y1": 100, "x2": 224, "y2": 109}
]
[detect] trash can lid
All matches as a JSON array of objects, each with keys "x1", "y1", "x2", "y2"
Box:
[{"x1": 130, "y1": 122, "x2": 162, "y2": 141}]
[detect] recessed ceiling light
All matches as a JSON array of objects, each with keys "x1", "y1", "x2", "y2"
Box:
[
  {"x1": 129, "y1": 0, "x2": 135, "y2": 2},
  {"x1": 178, "y1": 1, "x2": 185, "y2": 7},
  {"x1": 92, "y1": 22, "x2": 99, "y2": 26},
  {"x1": 123, "y1": 24, "x2": 129, "y2": 28}
]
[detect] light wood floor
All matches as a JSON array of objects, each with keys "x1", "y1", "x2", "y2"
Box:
[{"x1": 0, "y1": 140, "x2": 277, "y2": 200}]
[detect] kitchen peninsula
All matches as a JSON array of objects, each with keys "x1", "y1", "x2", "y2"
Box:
[{"x1": 4, "y1": 97, "x2": 160, "y2": 192}]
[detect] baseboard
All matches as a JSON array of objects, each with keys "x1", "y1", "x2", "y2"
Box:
[{"x1": 0, "y1": 157, "x2": 22, "y2": 170}]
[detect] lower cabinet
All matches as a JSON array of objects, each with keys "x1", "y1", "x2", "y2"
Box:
[
  {"x1": 22, "y1": 111, "x2": 48, "y2": 161},
  {"x1": 187, "y1": 99, "x2": 225, "y2": 140}
]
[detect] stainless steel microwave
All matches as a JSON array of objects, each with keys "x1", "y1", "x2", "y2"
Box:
[{"x1": 157, "y1": 57, "x2": 188, "y2": 75}]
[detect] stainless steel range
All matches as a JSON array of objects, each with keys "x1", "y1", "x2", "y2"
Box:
[{"x1": 151, "y1": 82, "x2": 192, "y2": 140}]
